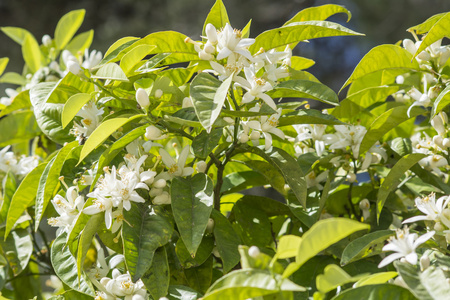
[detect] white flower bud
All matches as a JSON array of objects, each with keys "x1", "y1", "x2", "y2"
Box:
[
  {"x1": 204, "y1": 42, "x2": 216, "y2": 54},
  {"x1": 433, "y1": 135, "x2": 444, "y2": 148},
  {"x1": 238, "y1": 133, "x2": 249, "y2": 144},
  {"x1": 346, "y1": 172, "x2": 357, "y2": 183},
  {"x1": 434, "y1": 222, "x2": 445, "y2": 231},
  {"x1": 443, "y1": 138, "x2": 450, "y2": 148},
  {"x1": 153, "y1": 191, "x2": 171, "y2": 205},
  {"x1": 248, "y1": 246, "x2": 260, "y2": 258},
  {"x1": 431, "y1": 113, "x2": 447, "y2": 135},
  {"x1": 395, "y1": 75, "x2": 405, "y2": 84},
  {"x1": 136, "y1": 88, "x2": 150, "y2": 108},
  {"x1": 417, "y1": 51, "x2": 431, "y2": 61},
  {"x1": 153, "y1": 179, "x2": 167, "y2": 189},
  {"x1": 205, "y1": 23, "x2": 218, "y2": 44},
  {"x1": 199, "y1": 50, "x2": 215, "y2": 61},
  {"x1": 155, "y1": 89, "x2": 163, "y2": 99},
  {"x1": 403, "y1": 39, "x2": 416, "y2": 55},
  {"x1": 443, "y1": 208, "x2": 450, "y2": 219},
  {"x1": 250, "y1": 131, "x2": 261, "y2": 141},
  {"x1": 212, "y1": 247, "x2": 221, "y2": 258},
  {"x1": 67, "y1": 61, "x2": 82, "y2": 76},
  {"x1": 182, "y1": 97, "x2": 193, "y2": 108},
  {"x1": 420, "y1": 255, "x2": 430, "y2": 271},
  {"x1": 206, "y1": 218, "x2": 214, "y2": 233},
  {"x1": 159, "y1": 297, "x2": 169, "y2": 300},
  {"x1": 196, "y1": 160, "x2": 207, "y2": 173},
  {"x1": 42, "y1": 34, "x2": 52, "y2": 47},
  {"x1": 150, "y1": 187, "x2": 163, "y2": 197},
  {"x1": 145, "y1": 125, "x2": 166, "y2": 140}
]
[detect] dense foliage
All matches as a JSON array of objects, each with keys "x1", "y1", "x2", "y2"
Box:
[{"x1": 1, "y1": 1, "x2": 450, "y2": 299}]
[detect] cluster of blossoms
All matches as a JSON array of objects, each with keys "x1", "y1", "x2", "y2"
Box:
[
  {"x1": 48, "y1": 184, "x2": 85, "y2": 234},
  {"x1": 0, "y1": 146, "x2": 39, "y2": 179},
  {"x1": 70, "y1": 101, "x2": 105, "y2": 144}
]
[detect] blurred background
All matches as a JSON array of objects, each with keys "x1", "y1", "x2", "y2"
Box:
[{"x1": 1, "y1": 0, "x2": 450, "y2": 94}]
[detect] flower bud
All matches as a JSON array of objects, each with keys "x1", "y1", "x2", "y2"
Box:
[
  {"x1": 403, "y1": 39, "x2": 416, "y2": 55},
  {"x1": 182, "y1": 97, "x2": 193, "y2": 108},
  {"x1": 196, "y1": 160, "x2": 207, "y2": 173},
  {"x1": 238, "y1": 133, "x2": 249, "y2": 143},
  {"x1": 431, "y1": 113, "x2": 447, "y2": 135},
  {"x1": 248, "y1": 246, "x2": 260, "y2": 258},
  {"x1": 206, "y1": 218, "x2": 214, "y2": 233},
  {"x1": 420, "y1": 255, "x2": 430, "y2": 271},
  {"x1": 250, "y1": 131, "x2": 261, "y2": 141},
  {"x1": 67, "y1": 61, "x2": 82, "y2": 76},
  {"x1": 136, "y1": 88, "x2": 150, "y2": 108},
  {"x1": 153, "y1": 179, "x2": 167, "y2": 189},
  {"x1": 417, "y1": 51, "x2": 431, "y2": 61},
  {"x1": 212, "y1": 247, "x2": 221, "y2": 258},
  {"x1": 205, "y1": 23, "x2": 218, "y2": 44},
  {"x1": 42, "y1": 34, "x2": 52, "y2": 47},
  {"x1": 145, "y1": 125, "x2": 166, "y2": 140},
  {"x1": 346, "y1": 172, "x2": 357, "y2": 183},
  {"x1": 434, "y1": 222, "x2": 445, "y2": 231},
  {"x1": 155, "y1": 89, "x2": 163, "y2": 99},
  {"x1": 395, "y1": 75, "x2": 405, "y2": 84},
  {"x1": 153, "y1": 191, "x2": 171, "y2": 205},
  {"x1": 149, "y1": 187, "x2": 163, "y2": 197},
  {"x1": 433, "y1": 135, "x2": 444, "y2": 148},
  {"x1": 443, "y1": 138, "x2": 450, "y2": 148}
]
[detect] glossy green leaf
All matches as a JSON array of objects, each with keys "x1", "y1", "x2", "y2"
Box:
[
  {"x1": 316, "y1": 264, "x2": 364, "y2": 293},
  {"x1": 359, "y1": 106, "x2": 425, "y2": 155},
  {"x1": 120, "y1": 44, "x2": 156, "y2": 75},
  {"x1": 190, "y1": 72, "x2": 227, "y2": 132},
  {"x1": 1, "y1": 27, "x2": 33, "y2": 45},
  {"x1": 176, "y1": 236, "x2": 214, "y2": 268},
  {"x1": 376, "y1": 153, "x2": 427, "y2": 220},
  {"x1": 202, "y1": 0, "x2": 230, "y2": 36},
  {"x1": 185, "y1": 255, "x2": 214, "y2": 294},
  {"x1": 395, "y1": 261, "x2": 434, "y2": 300},
  {"x1": 276, "y1": 235, "x2": 302, "y2": 259},
  {"x1": 10, "y1": 262, "x2": 42, "y2": 299},
  {"x1": 0, "y1": 90, "x2": 31, "y2": 118},
  {"x1": 222, "y1": 103, "x2": 276, "y2": 118},
  {"x1": 171, "y1": 173, "x2": 214, "y2": 256},
  {"x1": 104, "y1": 36, "x2": 139, "y2": 58},
  {"x1": 341, "y1": 230, "x2": 393, "y2": 266},
  {"x1": 0, "y1": 228, "x2": 32, "y2": 276},
  {"x1": 0, "y1": 110, "x2": 41, "y2": 147},
  {"x1": 78, "y1": 115, "x2": 143, "y2": 163},
  {"x1": 250, "y1": 21, "x2": 363, "y2": 53},
  {"x1": 51, "y1": 232, "x2": 94, "y2": 296},
  {"x1": 242, "y1": 145, "x2": 307, "y2": 207},
  {"x1": 54, "y1": 9, "x2": 86, "y2": 50},
  {"x1": 414, "y1": 12, "x2": 450, "y2": 58},
  {"x1": 123, "y1": 204, "x2": 174, "y2": 282},
  {"x1": 211, "y1": 210, "x2": 240, "y2": 273},
  {"x1": 269, "y1": 80, "x2": 339, "y2": 105},
  {"x1": 142, "y1": 246, "x2": 170, "y2": 300},
  {"x1": 0, "y1": 58, "x2": 8, "y2": 76},
  {"x1": 354, "y1": 272, "x2": 398, "y2": 287},
  {"x1": 278, "y1": 109, "x2": 344, "y2": 127},
  {"x1": 241, "y1": 161, "x2": 286, "y2": 195},
  {"x1": 342, "y1": 45, "x2": 420, "y2": 91},
  {"x1": 22, "y1": 34, "x2": 41, "y2": 73},
  {"x1": 284, "y1": 4, "x2": 351, "y2": 25},
  {"x1": 282, "y1": 218, "x2": 369, "y2": 278},
  {"x1": 167, "y1": 285, "x2": 202, "y2": 300},
  {"x1": 431, "y1": 85, "x2": 450, "y2": 118},
  {"x1": 35, "y1": 141, "x2": 78, "y2": 230},
  {"x1": 0, "y1": 172, "x2": 16, "y2": 223},
  {"x1": 92, "y1": 62, "x2": 129, "y2": 81},
  {"x1": 331, "y1": 284, "x2": 415, "y2": 300},
  {"x1": 61, "y1": 93, "x2": 92, "y2": 128},
  {"x1": 5, "y1": 163, "x2": 47, "y2": 239},
  {"x1": 203, "y1": 269, "x2": 305, "y2": 300},
  {"x1": 192, "y1": 129, "x2": 223, "y2": 159},
  {"x1": 65, "y1": 30, "x2": 94, "y2": 55},
  {"x1": 67, "y1": 198, "x2": 94, "y2": 256},
  {"x1": 77, "y1": 213, "x2": 103, "y2": 280},
  {"x1": 0, "y1": 72, "x2": 27, "y2": 85}
]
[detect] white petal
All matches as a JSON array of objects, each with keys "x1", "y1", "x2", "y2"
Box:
[
  {"x1": 159, "y1": 148, "x2": 176, "y2": 168},
  {"x1": 413, "y1": 231, "x2": 435, "y2": 248},
  {"x1": 378, "y1": 252, "x2": 405, "y2": 268}
]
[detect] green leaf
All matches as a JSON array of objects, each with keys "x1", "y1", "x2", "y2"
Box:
[
  {"x1": 342, "y1": 45, "x2": 420, "y2": 91},
  {"x1": 65, "y1": 30, "x2": 94, "y2": 55},
  {"x1": 278, "y1": 109, "x2": 344, "y2": 127},
  {"x1": 5, "y1": 163, "x2": 47, "y2": 239},
  {"x1": 269, "y1": 80, "x2": 339, "y2": 106},
  {"x1": 192, "y1": 129, "x2": 223, "y2": 159},
  {"x1": 123, "y1": 204, "x2": 174, "y2": 282},
  {"x1": 0, "y1": 90, "x2": 31, "y2": 118},
  {"x1": 222, "y1": 103, "x2": 276, "y2": 118},
  {"x1": 92, "y1": 63, "x2": 129, "y2": 81},
  {"x1": 359, "y1": 106, "x2": 425, "y2": 155},
  {"x1": 376, "y1": 153, "x2": 426, "y2": 220},
  {"x1": 176, "y1": 236, "x2": 214, "y2": 268},
  {"x1": 1, "y1": 27, "x2": 33, "y2": 45},
  {"x1": 316, "y1": 264, "x2": 364, "y2": 294},
  {"x1": 202, "y1": 0, "x2": 230, "y2": 36},
  {"x1": 61, "y1": 93, "x2": 92, "y2": 128},
  {"x1": 78, "y1": 115, "x2": 143, "y2": 163},
  {"x1": 142, "y1": 246, "x2": 170, "y2": 300},
  {"x1": 395, "y1": 261, "x2": 434, "y2": 300},
  {"x1": 0, "y1": 172, "x2": 16, "y2": 223},
  {"x1": 203, "y1": 269, "x2": 305, "y2": 300},
  {"x1": 67, "y1": 198, "x2": 94, "y2": 256},
  {"x1": 276, "y1": 235, "x2": 302, "y2": 259},
  {"x1": 242, "y1": 146, "x2": 307, "y2": 208},
  {"x1": 419, "y1": 266, "x2": 450, "y2": 300},
  {"x1": 51, "y1": 232, "x2": 94, "y2": 296},
  {"x1": 0, "y1": 58, "x2": 8, "y2": 76},
  {"x1": 408, "y1": 13, "x2": 446, "y2": 34},
  {"x1": 54, "y1": 9, "x2": 86, "y2": 50},
  {"x1": 0, "y1": 228, "x2": 32, "y2": 276},
  {"x1": 76, "y1": 213, "x2": 103, "y2": 280},
  {"x1": 0, "y1": 110, "x2": 41, "y2": 147},
  {"x1": 431, "y1": 85, "x2": 450, "y2": 118},
  {"x1": 35, "y1": 141, "x2": 78, "y2": 230},
  {"x1": 340, "y1": 230, "x2": 393, "y2": 266},
  {"x1": 104, "y1": 36, "x2": 139, "y2": 58},
  {"x1": 120, "y1": 44, "x2": 156, "y2": 75},
  {"x1": 283, "y1": 218, "x2": 369, "y2": 278},
  {"x1": 190, "y1": 72, "x2": 228, "y2": 132},
  {"x1": 22, "y1": 34, "x2": 41, "y2": 73},
  {"x1": 414, "y1": 12, "x2": 450, "y2": 58},
  {"x1": 171, "y1": 173, "x2": 214, "y2": 256},
  {"x1": 0, "y1": 72, "x2": 27, "y2": 85},
  {"x1": 211, "y1": 210, "x2": 240, "y2": 273},
  {"x1": 167, "y1": 285, "x2": 202, "y2": 300},
  {"x1": 284, "y1": 4, "x2": 351, "y2": 25},
  {"x1": 331, "y1": 283, "x2": 415, "y2": 300},
  {"x1": 353, "y1": 272, "x2": 398, "y2": 287},
  {"x1": 184, "y1": 255, "x2": 214, "y2": 294},
  {"x1": 250, "y1": 21, "x2": 363, "y2": 53}
]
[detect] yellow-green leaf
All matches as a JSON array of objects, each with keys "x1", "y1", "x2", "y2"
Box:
[
  {"x1": 276, "y1": 235, "x2": 302, "y2": 259},
  {"x1": 61, "y1": 93, "x2": 92, "y2": 128},
  {"x1": 284, "y1": 4, "x2": 351, "y2": 25},
  {"x1": 353, "y1": 272, "x2": 397, "y2": 287},
  {"x1": 22, "y1": 34, "x2": 41, "y2": 73},
  {"x1": 0, "y1": 58, "x2": 8, "y2": 76},
  {"x1": 1, "y1": 27, "x2": 33, "y2": 45},
  {"x1": 65, "y1": 30, "x2": 94, "y2": 55},
  {"x1": 414, "y1": 12, "x2": 450, "y2": 58},
  {"x1": 54, "y1": 9, "x2": 86, "y2": 50},
  {"x1": 92, "y1": 63, "x2": 129, "y2": 81},
  {"x1": 120, "y1": 44, "x2": 156, "y2": 75},
  {"x1": 202, "y1": 0, "x2": 230, "y2": 36}
]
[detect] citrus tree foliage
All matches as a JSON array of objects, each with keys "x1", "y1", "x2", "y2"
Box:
[{"x1": 1, "y1": 1, "x2": 450, "y2": 299}]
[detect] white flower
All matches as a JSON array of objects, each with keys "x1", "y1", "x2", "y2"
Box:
[
  {"x1": 14, "y1": 155, "x2": 39, "y2": 178},
  {"x1": 431, "y1": 112, "x2": 448, "y2": 136},
  {"x1": 215, "y1": 23, "x2": 255, "y2": 61},
  {"x1": 403, "y1": 193, "x2": 450, "y2": 228},
  {"x1": 247, "y1": 108, "x2": 285, "y2": 150},
  {"x1": 104, "y1": 269, "x2": 147, "y2": 300},
  {"x1": 378, "y1": 227, "x2": 435, "y2": 268},
  {"x1": 83, "y1": 194, "x2": 114, "y2": 229},
  {"x1": 305, "y1": 170, "x2": 328, "y2": 190},
  {"x1": 136, "y1": 88, "x2": 150, "y2": 108},
  {"x1": 329, "y1": 124, "x2": 367, "y2": 158},
  {"x1": 82, "y1": 49, "x2": 102, "y2": 70},
  {"x1": 67, "y1": 60, "x2": 82, "y2": 76},
  {"x1": 0, "y1": 146, "x2": 17, "y2": 173},
  {"x1": 42, "y1": 34, "x2": 52, "y2": 47},
  {"x1": 0, "y1": 88, "x2": 19, "y2": 106},
  {"x1": 153, "y1": 191, "x2": 171, "y2": 205},
  {"x1": 48, "y1": 186, "x2": 85, "y2": 234},
  {"x1": 71, "y1": 101, "x2": 104, "y2": 142},
  {"x1": 145, "y1": 125, "x2": 167, "y2": 141},
  {"x1": 294, "y1": 124, "x2": 336, "y2": 157},
  {"x1": 159, "y1": 146, "x2": 194, "y2": 178},
  {"x1": 407, "y1": 87, "x2": 431, "y2": 118}
]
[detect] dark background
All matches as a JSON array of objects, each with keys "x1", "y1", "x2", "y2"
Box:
[{"x1": 1, "y1": 0, "x2": 450, "y2": 94}]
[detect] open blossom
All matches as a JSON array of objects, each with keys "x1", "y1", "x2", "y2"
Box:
[
  {"x1": 403, "y1": 193, "x2": 450, "y2": 228},
  {"x1": 378, "y1": 227, "x2": 435, "y2": 268},
  {"x1": 48, "y1": 186, "x2": 85, "y2": 234},
  {"x1": 215, "y1": 23, "x2": 255, "y2": 61},
  {"x1": 293, "y1": 124, "x2": 337, "y2": 157},
  {"x1": 247, "y1": 108, "x2": 285, "y2": 150},
  {"x1": 99, "y1": 269, "x2": 147, "y2": 300},
  {"x1": 159, "y1": 145, "x2": 194, "y2": 178},
  {"x1": 329, "y1": 124, "x2": 367, "y2": 158},
  {"x1": 71, "y1": 101, "x2": 104, "y2": 143},
  {"x1": 235, "y1": 64, "x2": 276, "y2": 109}
]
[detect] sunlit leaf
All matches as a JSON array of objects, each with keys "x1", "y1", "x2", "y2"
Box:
[
  {"x1": 284, "y1": 4, "x2": 352, "y2": 25},
  {"x1": 54, "y1": 9, "x2": 86, "y2": 50}
]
